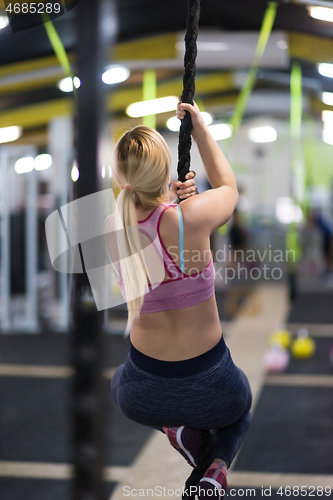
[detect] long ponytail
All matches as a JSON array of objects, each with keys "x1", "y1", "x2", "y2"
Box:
[
  {"x1": 111, "y1": 126, "x2": 175, "y2": 335},
  {"x1": 115, "y1": 187, "x2": 149, "y2": 335}
]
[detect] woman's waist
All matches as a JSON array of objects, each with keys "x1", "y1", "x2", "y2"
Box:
[
  {"x1": 131, "y1": 297, "x2": 222, "y2": 361},
  {"x1": 129, "y1": 333, "x2": 227, "y2": 378}
]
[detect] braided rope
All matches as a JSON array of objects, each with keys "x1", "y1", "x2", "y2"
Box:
[
  {"x1": 177, "y1": 2, "x2": 211, "y2": 494},
  {"x1": 177, "y1": 0, "x2": 201, "y2": 183}
]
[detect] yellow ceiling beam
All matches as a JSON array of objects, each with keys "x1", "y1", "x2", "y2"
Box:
[
  {"x1": 15, "y1": 128, "x2": 48, "y2": 147},
  {"x1": 0, "y1": 33, "x2": 178, "y2": 96},
  {"x1": 112, "y1": 33, "x2": 178, "y2": 60},
  {"x1": 0, "y1": 73, "x2": 63, "y2": 94},
  {"x1": 0, "y1": 54, "x2": 71, "y2": 79},
  {"x1": 0, "y1": 98, "x2": 73, "y2": 128},
  {"x1": 289, "y1": 32, "x2": 333, "y2": 64},
  {"x1": 2, "y1": 29, "x2": 333, "y2": 98},
  {"x1": 0, "y1": 32, "x2": 176, "y2": 81},
  {"x1": 0, "y1": 71, "x2": 236, "y2": 128},
  {"x1": 311, "y1": 97, "x2": 333, "y2": 114},
  {"x1": 0, "y1": 93, "x2": 240, "y2": 144},
  {"x1": 204, "y1": 94, "x2": 238, "y2": 108},
  {"x1": 109, "y1": 71, "x2": 235, "y2": 111}
]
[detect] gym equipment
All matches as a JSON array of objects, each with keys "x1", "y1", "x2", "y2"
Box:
[
  {"x1": 264, "y1": 341, "x2": 290, "y2": 373},
  {"x1": 0, "y1": 146, "x2": 39, "y2": 334},
  {"x1": 269, "y1": 324, "x2": 292, "y2": 349},
  {"x1": 291, "y1": 328, "x2": 316, "y2": 359},
  {"x1": 68, "y1": 1, "x2": 116, "y2": 499},
  {"x1": 177, "y1": 0, "x2": 200, "y2": 185}
]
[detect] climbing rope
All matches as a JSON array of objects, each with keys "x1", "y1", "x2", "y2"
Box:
[
  {"x1": 177, "y1": 2, "x2": 218, "y2": 495},
  {"x1": 177, "y1": 0, "x2": 201, "y2": 183}
]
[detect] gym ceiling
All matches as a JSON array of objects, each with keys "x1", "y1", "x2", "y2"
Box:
[{"x1": 1, "y1": 0, "x2": 333, "y2": 147}]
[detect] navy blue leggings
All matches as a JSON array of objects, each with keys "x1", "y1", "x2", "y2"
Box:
[{"x1": 111, "y1": 335, "x2": 252, "y2": 468}]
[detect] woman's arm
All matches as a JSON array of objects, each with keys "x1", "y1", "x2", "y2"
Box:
[
  {"x1": 176, "y1": 101, "x2": 238, "y2": 234},
  {"x1": 185, "y1": 105, "x2": 237, "y2": 192}
]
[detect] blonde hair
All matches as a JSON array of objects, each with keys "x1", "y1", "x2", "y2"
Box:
[{"x1": 111, "y1": 125, "x2": 176, "y2": 335}]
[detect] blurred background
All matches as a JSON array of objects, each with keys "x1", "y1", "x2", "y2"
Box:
[{"x1": 0, "y1": 0, "x2": 333, "y2": 499}]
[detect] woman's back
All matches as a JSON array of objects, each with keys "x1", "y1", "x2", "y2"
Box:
[
  {"x1": 130, "y1": 201, "x2": 223, "y2": 361},
  {"x1": 109, "y1": 106, "x2": 252, "y2": 495},
  {"x1": 109, "y1": 102, "x2": 238, "y2": 356}
]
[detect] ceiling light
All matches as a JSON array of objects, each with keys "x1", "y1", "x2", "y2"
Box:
[
  {"x1": 71, "y1": 161, "x2": 79, "y2": 182},
  {"x1": 176, "y1": 41, "x2": 229, "y2": 52},
  {"x1": 0, "y1": 16, "x2": 9, "y2": 29},
  {"x1": 167, "y1": 111, "x2": 213, "y2": 132},
  {"x1": 276, "y1": 40, "x2": 288, "y2": 50},
  {"x1": 322, "y1": 110, "x2": 333, "y2": 144},
  {"x1": 0, "y1": 126, "x2": 22, "y2": 144},
  {"x1": 15, "y1": 157, "x2": 34, "y2": 174},
  {"x1": 35, "y1": 154, "x2": 52, "y2": 171},
  {"x1": 318, "y1": 63, "x2": 333, "y2": 78},
  {"x1": 57, "y1": 76, "x2": 81, "y2": 93},
  {"x1": 197, "y1": 42, "x2": 229, "y2": 51},
  {"x1": 322, "y1": 129, "x2": 333, "y2": 144},
  {"x1": 322, "y1": 109, "x2": 333, "y2": 122},
  {"x1": 102, "y1": 66, "x2": 130, "y2": 85},
  {"x1": 276, "y1": 197, "x2": 303, "y2": 224},
  {"x1": 207, "y1": 123, "x2": 232, "y2": 141},
  {"x1": 309, "y1": 6, "x2": 333, "y2": 22},
  {"x1": 126, "y1": 96, "x2": 178, "y2": 118},
  {"x1": 201, "y1": 112, "x2": 213, "y2": 125},
  {"x1": 167, "y1": 116, "x2": 181, "y2": 132},
  {"x1": 248, "y1": 126, "x2": 277, "y2": 143},
  {"x1": 322, "y1": 92, "x2": 333, "y2": 105}
]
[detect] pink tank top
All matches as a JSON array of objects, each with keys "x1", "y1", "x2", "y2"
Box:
[{"x1": 116, "y1": 202, "x2": 215, "y2": 314}]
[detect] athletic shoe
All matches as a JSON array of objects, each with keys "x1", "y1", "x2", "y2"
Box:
[
  {"x1": 197, "y1": 462, "x2": 228, "y2": 499},
  {"x1": 163, "y1": 425, "x2": 202, "y2": 467}
]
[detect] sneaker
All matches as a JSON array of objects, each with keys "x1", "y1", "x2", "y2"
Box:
[
  {"x1": 197, "y1": 462, "x2": 228, "y2": 499},
  {"x1": 163, "y1": 425, "x2": 202, "y2": 467}
]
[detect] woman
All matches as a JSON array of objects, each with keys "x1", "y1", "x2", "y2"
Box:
[{"x1": 107, "y1": 101, "x2": 252, "y2": 499}]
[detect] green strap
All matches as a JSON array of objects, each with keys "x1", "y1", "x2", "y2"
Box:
[
  {"x1": 290, "y1": 62, "x2": 302, "y2": 143},
  {"x1": 230, "y1": 1, "x2": 278, "y2": 136},
  {"x1": 41, "y1": 12, "x2": 77, "y2": 100},
  {"x1": 287, "y1": 62, "x2": 304, "y2": 271},
  {"x1": 142, "y1": 69, "x2": 157, "y2": 129},
  {"x1": 290, "y1": 61, "x2": 305, "y2": 206},
  {"x1": 286, "y1": 222, "x2": 302, "y2": 271}
]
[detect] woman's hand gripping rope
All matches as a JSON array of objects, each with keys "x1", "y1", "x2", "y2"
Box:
[{"x1": 171, "y1": 170, "x2": 199, "y2": 200}]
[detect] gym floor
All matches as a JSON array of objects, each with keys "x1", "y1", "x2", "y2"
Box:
[{"x1": 1, "y1": 284, "x2": 333, "y2": 499}]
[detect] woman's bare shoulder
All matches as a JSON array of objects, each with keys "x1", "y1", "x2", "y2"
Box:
[{"x1": 178, "y1": 187, "x2": 237, "y2": 235}]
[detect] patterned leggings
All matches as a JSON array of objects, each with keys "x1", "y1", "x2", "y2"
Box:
[{"x1": 111, "y1": 335, "x2": 252, "y2": 467}]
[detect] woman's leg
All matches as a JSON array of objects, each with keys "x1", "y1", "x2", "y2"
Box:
[
  {"x1": 211, "y1": 407, "x2": 251, "y2": 468},
  {"x1": 211, "y1": 367, "x2": 252, "y2": 468},
  {"x1": 111, "y1": 346, "x2": 252, "y2": 469}
]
